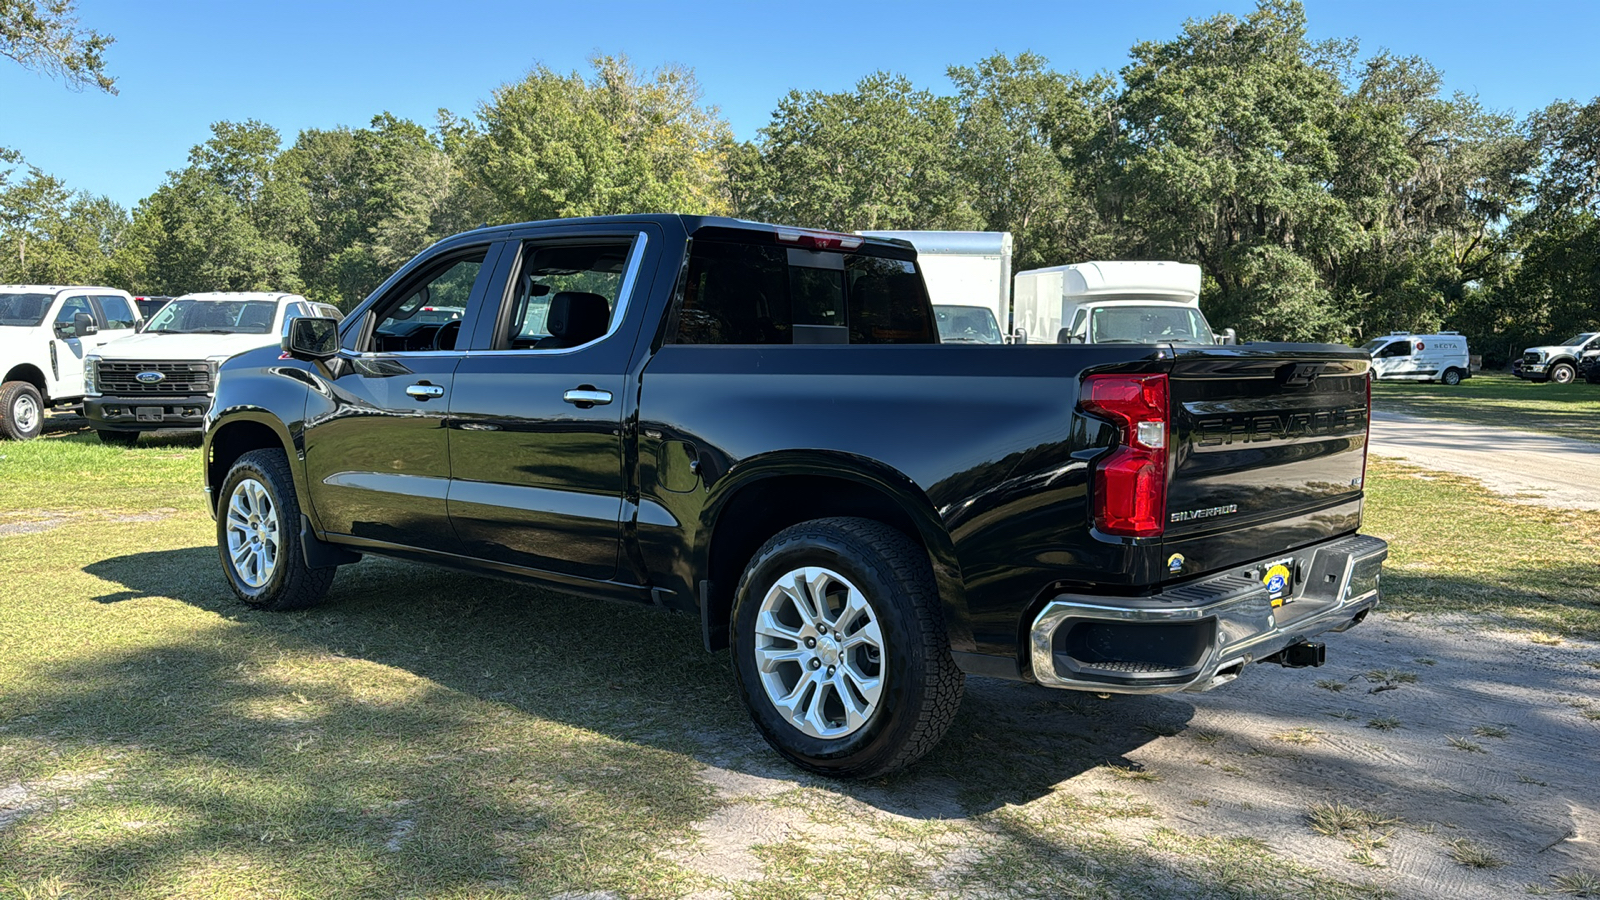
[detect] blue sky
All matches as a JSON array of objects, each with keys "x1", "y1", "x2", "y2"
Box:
[{"x1": 4, "y1": 0, "x2": 1597, "y2": 209}]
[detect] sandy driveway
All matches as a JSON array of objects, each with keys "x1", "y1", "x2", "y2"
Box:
[{"x1": 1370, "y1": 411, "x2": 1600, "y2": 509}]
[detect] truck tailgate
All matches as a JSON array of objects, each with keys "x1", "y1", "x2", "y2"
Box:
[{"x1": 1161, "y1": 345, "x2": 1371, "y2": 579}]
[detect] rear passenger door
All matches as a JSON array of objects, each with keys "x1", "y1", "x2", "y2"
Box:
[{"x1": 446, "y1": 226, "x2": 658, "y2": 581}]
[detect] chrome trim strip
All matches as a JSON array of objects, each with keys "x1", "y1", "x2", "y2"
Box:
[
  {"x1": 448, "y1": 479, "x2": 623, "y2": 523},
  {"x1": 1029, "y1": 535, "x2": 1387, "y2": 694},
  {"x1": 321, "y1": 471, "x2": 451, "y2": 500}
]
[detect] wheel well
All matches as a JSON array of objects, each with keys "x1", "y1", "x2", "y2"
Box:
[
  {"x1": 3, "y1": 364, "x2": 48, "y2": 400},
  {"x1": 703, "y1": 475, "x2": 929, "y2": 651},
  {"x1": 207, "y1": 421, "x2": 286, "y2": 511}
]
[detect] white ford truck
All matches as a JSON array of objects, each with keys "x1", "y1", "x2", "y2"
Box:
[
  {"x1": 1, "y1": 285, "x2": 143, "y2": 440},
  {"x1": 83, "y1": 292, "x2": 341, "y2": 445}
]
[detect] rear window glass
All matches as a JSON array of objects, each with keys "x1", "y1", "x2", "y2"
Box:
[{"x1": 674, "y1": 240, "x2": 936, "y2": 345}]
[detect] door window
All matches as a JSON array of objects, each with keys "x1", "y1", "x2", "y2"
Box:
[
  {"x1": 55, "y1": 296, "x2": 94, "y2": 327},
  {"x1": 367, "y1": 251, "x2": 487, "y2": 353},
  {"x1": 1066, "y1": 309, "x2": 1089, "y2": 343},
  {"x1": 1376, "y1": 341, "x2": 1411, "y2": 358},
  {"x1": 497, "y1": 240, "x2": 636, "y2": 350},
  {"x1": 96, "y1": 295, "x2": 137, "y2": 330}
]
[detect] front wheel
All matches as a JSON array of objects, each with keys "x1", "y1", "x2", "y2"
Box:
[
  {"x1": 216, "y1": 448, "x2": 336, "y2": 610},
  {"x1": 730, "y1": 517, "x2": 964, "y2": 778},
  {"x1": 0, "y1": 381, "x2": 44, "y2": 441},
  {"x1": 1440, "y1": 368, "x2": 1462, "y2": 386},
  {"x1": 1550, "y1": 362, "x2": 1576, "y2": 385}
]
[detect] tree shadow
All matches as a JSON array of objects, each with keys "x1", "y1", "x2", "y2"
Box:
[
  {"x1": 30, "y1": 548, "x2": 1593, "y2": 896},
  {"x1": 77, "y1": 547, "x2": 1178, "y2": 820}
]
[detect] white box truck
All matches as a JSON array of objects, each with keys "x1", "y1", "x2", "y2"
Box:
[
  {"x1": 858, "y1": 231, "x2": 1012, "y2": 344},
  {"x1": 1011, "y1": 261, "x2": 1226, "y2": 345}
]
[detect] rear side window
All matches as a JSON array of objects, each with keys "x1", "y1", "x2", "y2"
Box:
[
  {"x1": 674, "y1": 240, "x2": 936, "y2": 345},
  {"x1": 97, "y1": 295, "x2": 136, "y2": 330}
]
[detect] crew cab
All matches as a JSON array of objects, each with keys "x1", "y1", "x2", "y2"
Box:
[
  {"x1": 83, "y1": 292, "x2": 341, "y2": 445},
  {"x1": 1514, "y1": 333, "x2": 1600, "y2": 384},
  {"x1": 0, "y1": 285, "x2": 142, "y2": 440},
  {"x1": 202, "y1": 215, "x2": 1387, "y2": 777}
]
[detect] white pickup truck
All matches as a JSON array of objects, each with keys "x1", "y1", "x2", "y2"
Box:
[
  {"x1": 83, "y1": 292, "x2": 342, "y2": 445},
  {"x1": 1, "y1": 285, "x2": 143, "y2": 440}
]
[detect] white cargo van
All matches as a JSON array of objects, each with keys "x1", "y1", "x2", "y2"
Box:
[
  {"x1": 1361, "y1": 332, "x2": 1471, "y2": 385},
  {"x1": 858, "y1": 231, "x2": 1012, "y2": 343},
  {"x1": 1010, "y1": 261, "x2": 1225, "y2": 345}
]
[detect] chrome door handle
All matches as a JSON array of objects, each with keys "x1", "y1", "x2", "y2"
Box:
[
  {"x1": 563, "y1": 389, "x2": 612, "y2": 406},
  {"x1": 405, "y1": 383, "x2": 445, "y2": 401}
]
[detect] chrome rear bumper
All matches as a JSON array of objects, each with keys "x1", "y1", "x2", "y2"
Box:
[{"x1": 1029, "y1": 534, "x2": 1387, "y2": 694}]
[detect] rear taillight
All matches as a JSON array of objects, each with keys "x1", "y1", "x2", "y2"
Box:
[{"x1": 1080, "y1": 373, "x2": 1170, "y2": 537}]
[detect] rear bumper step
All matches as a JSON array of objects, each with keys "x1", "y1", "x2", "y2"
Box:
[{"x1": 1029, "y1": 534, "x2": 1387, "y2": 694}]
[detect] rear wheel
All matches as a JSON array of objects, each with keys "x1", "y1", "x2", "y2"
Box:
[
  {"x1": 1440, "y1": 368, "x2": 1462, "y2": 386},
  {"x1": 0, "y1": 381, "x2": 44, "y2": 441},
  {"x1": 96, "y1": 428, "x2": 139, "y2": 446},
  {"x1": 730, "y1": 517, "x2": 964, "y2": 778},
  {"x1": 1550, "y1": 362, "x2": 1576, "y2": 385},
  {"x1": 217, "y1": 448, "x2": 337, "y2": 610}
]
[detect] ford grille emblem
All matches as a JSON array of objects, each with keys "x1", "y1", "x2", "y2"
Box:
[{"x1": 135, "y1": 371, "x2": 166, "y2": 384}]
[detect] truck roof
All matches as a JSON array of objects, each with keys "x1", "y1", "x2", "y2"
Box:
[
  {"x1": 1014, "y1": 261, "x2": 1202, "y2": 303},
  {"x1": 447, "y1": 214, "x2": 917, "y2": 254},
  {"x1": 0, "y1": 284, "x2": 129, "y2": 294}
]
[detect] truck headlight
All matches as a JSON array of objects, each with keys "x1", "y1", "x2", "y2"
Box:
[
  {"x1": 206, "y1": 354, "x2": 232, "y2": 386},
  {"x1": 85, "y1": 355, "x2": 101, "y2": 397}
]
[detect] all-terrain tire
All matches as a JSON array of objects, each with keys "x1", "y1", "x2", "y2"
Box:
[
  {"x1": 216, "y1": 448, "x2": 337, "y2": 611},
  {"x1": 1440, "y1": 368, "x2": 1462, "y2": 386},
  {"x1": 1549, "y1": 362, "x2": 1576, "y2": 385},
  {"x1": 0, "y1": 381, "x2": 44, "y2": 441},
  {"x1": 96, "y1": 428, "x2": 139, "y2": 446},
  {"x1": 730, "y1": 516, "x2": 964, "y2": 778}
]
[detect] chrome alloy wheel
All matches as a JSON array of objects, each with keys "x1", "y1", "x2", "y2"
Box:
[
  {"x1": 753, "y1": 566, "x2": 885, "y2": 739},
  {"x1": 11, "y1": 393, "x2": 38, "y2": 432},
  {"x1": 225, "y1": 477, "x2": 280, "y2": 588}
]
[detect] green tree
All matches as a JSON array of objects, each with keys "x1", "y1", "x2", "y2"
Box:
[
  {"x1": 120, "y1": 121, "x2": 305, "y2": 294},
  {"x1": 470, "y1": 55, "x2": 732, "y2": 223},
  {"x1": 948, "y1": 52, "x2": 1117, "y2": 268},
  {"x1": 283, "y1": 113, "x2": 488, "y2": 307},
  {"x1": 740, "y1": 71, "x2": 976, "y2": 232},
  {"x1": 1111, "y1": 0, "x2": 1358, "y2": 339},
  {"x1": 0, "y1": 0, "x2": 114, "y2": 91}
]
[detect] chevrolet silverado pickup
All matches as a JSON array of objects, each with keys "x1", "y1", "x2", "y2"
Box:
[{"x1": 202, "y1": 215, "x2": 1387, "y2": 777}]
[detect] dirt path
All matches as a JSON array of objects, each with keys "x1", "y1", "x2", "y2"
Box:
[
  {"x1": 1370, "y1": 411, "x2": 1600, "y2": 509},
  {"x1": 682, "y1": 615, "x2": 1600, "y2": 898}
]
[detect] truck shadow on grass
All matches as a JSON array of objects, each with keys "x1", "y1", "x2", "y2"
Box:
[{"x1": 77, "y1": 547, "x2": 1185, "y2": 819}]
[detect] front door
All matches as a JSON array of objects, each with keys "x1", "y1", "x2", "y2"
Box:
[
  {"x1": 446, "y1": 229, "x2": 655, "y2": 581},
  {"x1": 49, "y1": 294, "x2": 97, "y2": 398},
  {"x1": 302, "y1": 244, "x2": 501, "y2": 551}
]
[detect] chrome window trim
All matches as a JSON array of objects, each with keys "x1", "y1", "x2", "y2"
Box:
[{"x1": 478, "y1": 230, "x2": 649, "y2": 357}]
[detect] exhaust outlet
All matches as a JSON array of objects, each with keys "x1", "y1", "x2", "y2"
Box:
[{"x1": 1266, "y1": 641, "x2": 1326, "y2": 668}]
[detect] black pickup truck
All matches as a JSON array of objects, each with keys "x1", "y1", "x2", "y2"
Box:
[{"x1": 202, "y1": 215, "x2": 1387, "y2": 777}]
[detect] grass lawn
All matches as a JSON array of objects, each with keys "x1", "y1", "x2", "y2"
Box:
[
  {"x1": 1373, "y1": 371, "x2": 1600, "y2": 443},
  {"x1": 2, "y1": 425, "x2": 1597, "y2": 897}
]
